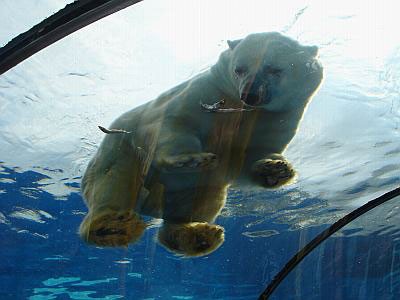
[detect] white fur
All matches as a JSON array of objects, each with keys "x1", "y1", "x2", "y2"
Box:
[{"x1": 80, "y1": 32, "x2": 323, "y2": 256}]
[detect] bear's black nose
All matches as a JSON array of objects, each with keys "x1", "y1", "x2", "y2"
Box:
[
  {"x1": 241, "y1": 92, "x2": 261, "y2": 105},
  {"x1": 240, "y1": 82, "x2": 269, "y2": 106}
]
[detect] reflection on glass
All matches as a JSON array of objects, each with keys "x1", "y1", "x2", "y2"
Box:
[{"x1": 0, "y1": 0, "x2": 399, "y2": 299}]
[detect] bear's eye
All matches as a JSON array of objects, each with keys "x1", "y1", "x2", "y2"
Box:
[
  {"x1": 234, "y1": 66, "x2": 248, "y2": 77},
  {"x1": 263, "y1": 65, "x2": 282, "y2": 77}
]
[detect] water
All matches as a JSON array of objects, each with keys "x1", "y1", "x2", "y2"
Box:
[{"x1": 1, "y1": 0, "x2": 400, "y2": 299}]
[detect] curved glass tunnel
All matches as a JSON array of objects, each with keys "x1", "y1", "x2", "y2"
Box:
[{"x1": 1, "y1": 0, "x2": 400, "y2": 299}]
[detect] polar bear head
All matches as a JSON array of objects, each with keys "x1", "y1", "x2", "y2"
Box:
[{"x1": 218, "y1": 32, "x2": 323, "y2": 112}]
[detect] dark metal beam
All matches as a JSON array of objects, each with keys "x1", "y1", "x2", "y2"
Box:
[
  {"x1": 259, "y1": 186, "x2": 400, "y2": 299},
  {"x1": 0, "y1": 0, "x2": 143, "y2": 75}
]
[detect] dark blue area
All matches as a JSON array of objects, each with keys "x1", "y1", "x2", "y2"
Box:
[{"x1": 0, "y1": 165, "x2": 399, "y2": 299}]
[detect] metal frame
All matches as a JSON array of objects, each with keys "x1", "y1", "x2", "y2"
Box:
[
  {"x1": 259, "y1": 186, "x2": 400, "y2": 299},
  {"x1": 0, "y1": 0, "x2": 142, "y2": 75}
]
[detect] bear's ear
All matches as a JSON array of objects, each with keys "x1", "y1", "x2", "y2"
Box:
[
  {"x1": 227, "y1": 39, "x2": 242, "y2": 50},
  {"x1": 305, "y1": 45, "x2": 318, "y2": 57}
]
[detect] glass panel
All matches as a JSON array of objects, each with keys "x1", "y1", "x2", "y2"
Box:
[
  {"x1": 270, "y1": 196, "x2": 400, "y2": 299},
  {"x1": 1, "y1": 0, "x2": 399, "y2": 299}
]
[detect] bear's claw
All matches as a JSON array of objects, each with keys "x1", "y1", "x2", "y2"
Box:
[{"x1": 161, "y1": 152, "x2": 218, "y2": 172}]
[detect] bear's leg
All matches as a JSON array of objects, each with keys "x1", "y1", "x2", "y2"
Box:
[
  {"x1": 155, "y1": 134, "x2": 218, "y2": 172},
  {"x1": 79, "y1": 139, "x2": 148, "y2": 247},
  {"x1": 158, "y1": 222, "x2": 225, "y2": 257},
  {"x1": 251, "y1": 153, "x2": 296, "y2": 188},
  {"x1": 157, "y1": 185, "x2": 228, "y2": 257}
]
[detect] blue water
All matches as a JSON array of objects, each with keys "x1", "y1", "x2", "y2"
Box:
[{"x1": 1, "y1": 165, "x2": 399, "y2": 299}]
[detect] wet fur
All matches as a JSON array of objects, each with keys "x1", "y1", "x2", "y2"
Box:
[{"x1": 79, "y1": 32, "x2": 323, "y2": 256}]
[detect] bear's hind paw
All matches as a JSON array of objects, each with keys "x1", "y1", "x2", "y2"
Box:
[
  {"x1": 158, "y1": 222, "x2": 225, "y2": 257},
  {"x1": 79, "y1": 211, "x2": 146, "y2": 247}
]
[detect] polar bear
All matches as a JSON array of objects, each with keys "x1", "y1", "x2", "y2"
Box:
[{"x1": 79, "y1": 32, "x2": 323, "y2": 256}]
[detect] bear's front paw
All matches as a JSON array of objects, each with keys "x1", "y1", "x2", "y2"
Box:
[
  {"x1": 79, "y1": 210, "x2": 146, "y2": 247},
  {"x1": 160, "y1": 152, "x2": 218, "y2": 172},
  {"x1": 158, "y1": 222, "x2": 225, "y2": 257},
  {"x1": 251, "y1": 159, "x2": 296, "y2": 188}
]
